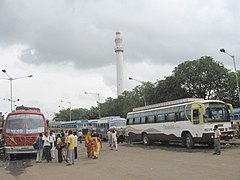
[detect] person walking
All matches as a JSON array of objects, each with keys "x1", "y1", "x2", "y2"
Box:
[
  {"x1": 35, "y1": 133, "x2": 44, "y2": 163},
  {"x1": 107, "y1": 130, "x2": 112, "y2": 147},
  {"x1": 66, "y1": 130, "x2": 75, "y2": 166},
  {"x1": 111, "y1": 130, "x2": 118, "y2": 151},
  {"x1": 61, "y1": 132, "x2": 67, "y2": 162},
  {"x1": 43, "y1": 132, "x2": 52, "y2": 162},
  {"x1": 213, "y1": 125, "x2": 221, "y2": 155},
  {"x1": 73, "y1": 131, "x2": 78, "y2": 159},
  {"x1": 78, "y1": 130, "x2": 83, "y2": 143},
  {"x1": 85, "y1": 131, "x2": 92, "y2": 158},
  {"x1": 56, "y1": 134, "x2": 63, "y2": 163}
]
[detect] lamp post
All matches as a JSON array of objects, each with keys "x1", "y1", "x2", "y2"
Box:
[
  {"x1": 60, "y1": 100, "x2": 72, "y2": 121},
  {"x1": 9, "y1": 98, "x2": 20, "y2": 110},
  {"x1": 220, "y1": 48, "x2": 240, "y2": 102},
  {"x1": 1, "y1": 69, "x2": 33, "y2": 111},
  {"x1": 129, "y1": 77, "x2": 147, "y2": 106},
  {"x1": 84, "y1": 91, "x2": 101, "y2": 119}
]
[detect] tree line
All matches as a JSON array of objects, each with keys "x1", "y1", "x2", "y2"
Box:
[{"x1": 53, "y1": 56, "x2": 240, "y2": 121}]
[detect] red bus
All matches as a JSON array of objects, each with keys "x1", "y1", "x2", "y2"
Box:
[{"x1": 2, "y1": 106, "x2": 48, "y2": 155}]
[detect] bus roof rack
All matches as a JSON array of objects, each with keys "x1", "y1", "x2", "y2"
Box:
[
  {"x1": 15, "y1": 105, "x2": 40, "y2": 112},
  {"x1": 133, "y1": 98, "x2": 204, "y2": 112}
]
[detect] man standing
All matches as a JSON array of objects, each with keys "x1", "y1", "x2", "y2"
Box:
[
  {"x1": 73, "y1": 131, "x2": 78, "y2": 159},
  {"x1": 67, "y1": 130, "x2": 75, "y2": 166},
  {"x1": 43, "y1": 132, "x2": 52, "y2": 162},
  {"x1": 213, "y1": 125, "x2": 221, "y2": 155},
  {"x1": 78, "y1": 130, "x2": 83, "y2": 143},
  {"x1": 35, "y1": 133, "x2": 44, "y2": 163}
]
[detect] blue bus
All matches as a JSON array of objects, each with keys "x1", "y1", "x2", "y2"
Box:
[
  {"x1": 49, "y1": 120, "x2": 93, "y2": 138},
  {"x1": 89, "y1": 116, "x2": 126, "y2": 140}
]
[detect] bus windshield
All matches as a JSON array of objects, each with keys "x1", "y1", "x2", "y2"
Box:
[
  {"x1": 203, "y1": 103, "x2": 229, "y2": 123},
  {"x1": 5, "y1": 114, "x2": 45, "y2": 134}
]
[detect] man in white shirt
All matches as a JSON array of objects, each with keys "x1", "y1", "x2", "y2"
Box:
[
  {"x1": 213, "y1": 125, "x2": 221, "y2": 155},
  {"x1": 43, "y1": 132, "x2": 52, "y2": 162},
  {"x1": 111, "y1": 130, "x2": 118, "y2": 151}
]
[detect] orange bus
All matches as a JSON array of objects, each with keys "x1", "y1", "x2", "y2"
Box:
[{"x1": 2, "y1": 106, "x2": 48, "y2": 156}]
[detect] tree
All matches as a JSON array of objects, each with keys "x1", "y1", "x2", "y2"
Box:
[{"x1": 173, "y1": 56, "x2": 230, "y2": 99}]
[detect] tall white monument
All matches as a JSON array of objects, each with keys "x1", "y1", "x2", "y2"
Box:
[{"x1": 114, "y1": 32, "x2": 124, "y2": 96}]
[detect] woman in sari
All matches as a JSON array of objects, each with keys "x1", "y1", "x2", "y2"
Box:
[
  {"x1": 85, "y1": 131, "x2": 92, "y2": 158},
  {"x1": 92, "y1": 134, "x2": 101, "y2": 159}
]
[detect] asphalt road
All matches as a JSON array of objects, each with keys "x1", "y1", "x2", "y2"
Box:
[{"x1": 0, "y1": 140, "x2": 240, "y2": 180}]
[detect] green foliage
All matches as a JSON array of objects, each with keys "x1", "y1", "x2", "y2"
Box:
[{"x1": 54, "y1": 56, "x2": 240, "y2": 121}]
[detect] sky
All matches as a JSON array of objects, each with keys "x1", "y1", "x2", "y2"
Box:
[{"x1": 0, "y1": 0, "x2": 240, "y2": 119}]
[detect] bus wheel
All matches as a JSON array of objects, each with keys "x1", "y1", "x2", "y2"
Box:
[
  {"x1": 185, "y1": 133, "x2": 194, "y2": 149},
  {"x1": 143, "y1": 134, "x2": 150, "y2": 145}
]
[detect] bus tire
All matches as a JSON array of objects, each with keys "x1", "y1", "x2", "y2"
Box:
[
  {"x1": 143, "y1": 134, "x2": 150, "y2": 145},
  {"x1": 185, "y1": 133, "x2": 194, "y2": 149}
]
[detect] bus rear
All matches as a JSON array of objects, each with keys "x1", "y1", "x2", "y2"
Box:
[{"x1": 3, "y1": 107, "x2": 47, "y2": 155}]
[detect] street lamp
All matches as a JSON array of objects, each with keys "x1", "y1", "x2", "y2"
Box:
[
  {"x1": 60, "y1": 100, "x2": 72, "y2": 121},
  {"x1": 220, "y1": 48, "x2": 240, "y2": 102},
  {"x1": 129, "y1": 77, "x2": 147, "y2": 106},
  {"x1": 1, "y1": 69, "x2": 33, "y2": 111},
  {"x1": 9, "y1": 98, "x2": 20, "y2": 110},
  {"x1": 84, "y1": 91, "x2": 101, "y2": 119}
]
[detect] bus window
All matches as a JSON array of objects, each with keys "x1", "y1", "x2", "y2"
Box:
[
  {"x1": 135, "y1": 117, "x2": 141, "y2": 124},
  {"x1": 141, "y1": 117, "x2": 146, "y2": 124},
  {"x1": 148, "y1": 115, "x2": 155, "y2": 123},
  {"x1": 157, "y1": 114, "x2": 165, "y2": 123},
  {"x1": 166, "y1": 113, "x2": 175, "y2": 122}
]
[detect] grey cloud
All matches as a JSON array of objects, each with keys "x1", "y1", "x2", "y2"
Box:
[{"x1": 0, "y1": 0, "x2": 240, "y2": 70}]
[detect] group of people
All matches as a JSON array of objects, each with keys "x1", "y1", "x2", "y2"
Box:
[
  {"x1": 34, "y1": 131, "x2": 56, "y2": 163},
  {"x1": 34, "y1": 130, "x2": 78, "y2": 166}
]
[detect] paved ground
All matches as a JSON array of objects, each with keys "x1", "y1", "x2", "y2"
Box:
[{"x1": 0, "y1": 139, "x2": 240, "y2": 180}]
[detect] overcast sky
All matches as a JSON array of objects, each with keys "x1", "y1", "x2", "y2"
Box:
[{"x1": 0, "y1": 0, "x2": 240, "y2": 119}]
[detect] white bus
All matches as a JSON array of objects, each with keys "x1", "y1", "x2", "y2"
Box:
[
  {"x1": 89, "y1": 116, "x2": 126, "y2": 140},
  {"x1": 125, "y1": 98, "x2": 233, "y2": 148}
]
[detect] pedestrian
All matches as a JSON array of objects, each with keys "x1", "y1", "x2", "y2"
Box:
[
  {"x1": 66, "y1": 130, "x2": 75, "y2": 166},
  {"x1": 78, "y1": 130, "x2": 83, "y2": 143},
  {"x1": 35, "y1": 133, "x2": 44, "y2": 163},
  {"x1": 111, "y1": 130, "x2": 118, "y2": 151},
  {"x1": 118, "y1": 127, "x2": 124, "y2": 143},
  {"x1": 85, "y1": 131, "x2": 92, "y2": 158},
  {"x1": 43, "y1": 132, "x2": 52, "y2": 162},
  {"x1": 92, "y1": 133, "x2": 101, "y2": 159},
  {"x1": 73, "y1": 131, "x2": 78, "y2": 159},
  {"x1": 56, "y1": 134, "x2": 63, "y2": 163},
  {"x1": 107, "y1": 130, "x2": 112, "y2": 147},
  {"x1": 213, "y1": 125, "x2": 221, "y2": 155},
  {"x1": 49, "y1": 131, "x2": 56, "y2": 160},
  {"x1": 61, "y1": 132, "x2": 67, "y2": 162}
]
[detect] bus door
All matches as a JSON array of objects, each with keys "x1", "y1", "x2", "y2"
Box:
[{"x1": 191, "y1": 103, "x2": 205, "y2": 125}]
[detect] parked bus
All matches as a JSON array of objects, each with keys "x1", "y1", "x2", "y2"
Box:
[
  {"x1": 2, "y1": 106, "x2": 48, "y2": 156},
  {"x1": 230, "y1": 107, "x2": 240, "y2": 122},
  {"x1": 49, "y1": 120, "x2": 93, "y2": 138},
  {"x1": 125, "y1": 98, "x2": 233, "y2": 148},
  {"x1": 90, "y1": 116, "x2": 126, "y2": 140}
]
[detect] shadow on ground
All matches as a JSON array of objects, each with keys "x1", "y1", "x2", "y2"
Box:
[{"x1": 0, "y1": 154, "x2": 34, "y2": 177}]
